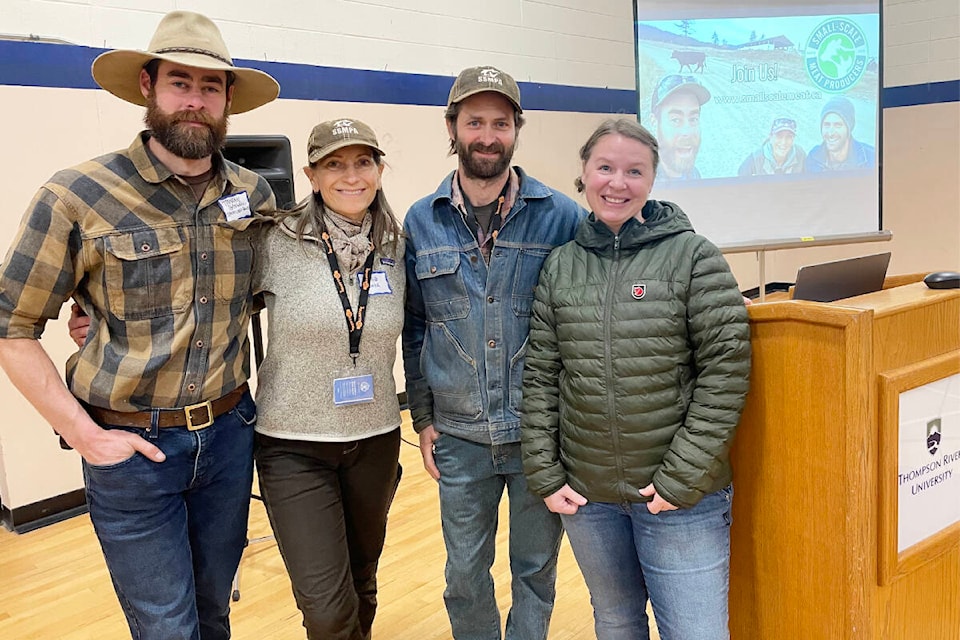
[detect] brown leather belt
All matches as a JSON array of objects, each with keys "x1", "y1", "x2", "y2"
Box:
[{"x1": 84, "y1": 383, "x2": 249, "y2": 431}]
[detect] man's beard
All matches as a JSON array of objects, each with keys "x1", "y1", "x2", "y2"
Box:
[
  {"x1": 455, "y1": 137, "x2": 515, "y2": 180},
  {"x1": 659, "y1": 137, "x2": 700, "y2": 175},
  {"x1": 145, "y1": 93, "x2": 229, "y2": 160}
]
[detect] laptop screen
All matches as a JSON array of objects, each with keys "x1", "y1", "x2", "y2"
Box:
[{"x1": 792, "y1": 252, "x2": 892, "y2": 302}]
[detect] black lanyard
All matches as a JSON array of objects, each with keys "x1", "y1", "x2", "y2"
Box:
[{"x1": 320, "y1": 230, "x2": 376, "y2": 363}]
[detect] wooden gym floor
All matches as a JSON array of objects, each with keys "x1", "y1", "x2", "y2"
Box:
[{"x1": 0, "y1": 413, "x2": 660, "y2": 639}]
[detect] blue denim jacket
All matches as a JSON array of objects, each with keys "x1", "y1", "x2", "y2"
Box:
[{"x1": 403, "y1": 167, "x2": 585, "y2": 445}]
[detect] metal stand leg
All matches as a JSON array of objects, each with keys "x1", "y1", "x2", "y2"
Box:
[{"x1": 231, "y1": 494, "x2": 274, "y2": 602}]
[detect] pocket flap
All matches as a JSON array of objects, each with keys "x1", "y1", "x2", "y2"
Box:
[
  {"x1": 415, "y1": 251, "x2": 461, "y2": 280},
  {"x1": 105, "y1": 227, "x2": 183, "y2": 261}
]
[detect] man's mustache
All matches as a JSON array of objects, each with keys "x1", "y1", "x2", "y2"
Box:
[{"x1": 469, "y1": 141, "x2": 505, "y2": 154}]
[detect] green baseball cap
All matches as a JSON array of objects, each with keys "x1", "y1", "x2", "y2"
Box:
[
  {"x1": 447, "y1": 66, "x2": 522, "y2": 113},
  {"x1": 307, "y1": 118, "x2": 384, "y2": 164}
]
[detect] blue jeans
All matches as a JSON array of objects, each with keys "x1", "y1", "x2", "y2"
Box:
[
  {"x1": 434, "y1": 434, "x2": 563, "y2": 640},
  {"x1": 560, "y1": 486, "x2": 733, "y2": 640},
  {"x1": 82, "y1": 392, "x2": 257, "y2": 640}
]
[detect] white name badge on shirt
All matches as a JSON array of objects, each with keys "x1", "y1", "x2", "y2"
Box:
[
  {"x1": 218, "y1": 192, "x2": 252, "y2": 221},
  {"x1": 357, "y1": 270, "x2": 393, "y2": 295},
  {"x1": 333, "y1": 374, "x2": 375, "y2": 406}
]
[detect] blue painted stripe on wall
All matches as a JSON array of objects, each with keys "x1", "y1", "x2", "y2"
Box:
[
  {"x1": 883, "y1": 80, "x2": 960, "y2": 108},
  {"x1": 1, "y1": 40, "x2": 957, "y2": 111}
]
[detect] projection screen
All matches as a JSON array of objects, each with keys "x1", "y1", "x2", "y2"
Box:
[{"x1": 634, "y1": 0, "x2": 883, "y2": 249}]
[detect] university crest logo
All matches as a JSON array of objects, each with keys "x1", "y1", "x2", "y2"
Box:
[{"x1": 927, "y1": 418, "x2": 942, "y2": 456}]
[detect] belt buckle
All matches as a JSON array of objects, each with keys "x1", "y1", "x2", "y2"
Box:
[{"x1": 184, "y1": 401, "x2": 214, "y2": 431}]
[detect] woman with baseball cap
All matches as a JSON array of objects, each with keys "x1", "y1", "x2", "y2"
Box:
[
  {"x1": 737, "y1": 117, "x2": 807, "y2": 176},
  {"x1": 252, "y1": 118, "x2": 405, "y2": 639}
]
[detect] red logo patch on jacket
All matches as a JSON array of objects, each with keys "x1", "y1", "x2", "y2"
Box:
[{"x1": 632, "y1": 283, "x2": 646, "y2": 300}]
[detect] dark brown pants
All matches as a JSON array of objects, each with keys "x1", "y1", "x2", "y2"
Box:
[{"x1": 255, "y1": 428, "x2": 401, "y2": 640}]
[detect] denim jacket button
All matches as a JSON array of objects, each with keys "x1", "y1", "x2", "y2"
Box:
[
  {"x1": 487, "y1": 296, "x2": 494, "y2": 303},
  {"x1": 430, "y1": 266, "x2": 437, "y2": 274},
  {"x1": 488, "y1": 340, "x2": 496, "y2": 348}
]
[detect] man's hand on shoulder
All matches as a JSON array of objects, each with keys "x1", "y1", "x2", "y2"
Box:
[{"x1": 68, "y1": 303, "x2": 90, "y2": 348}]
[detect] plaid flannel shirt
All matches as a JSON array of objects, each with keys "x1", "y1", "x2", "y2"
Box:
[{"x1": 0, "y1": 133, "x2": 276, "y2": 411}]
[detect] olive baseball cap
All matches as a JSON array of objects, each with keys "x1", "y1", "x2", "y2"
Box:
[
  {"x1": 307, "y1": 118, "x2": 385, "y2": 164},
  {"x1": 447, "y1": 66, "x2": 522, "y2": 113}
]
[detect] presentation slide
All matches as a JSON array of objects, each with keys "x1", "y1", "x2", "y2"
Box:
[{"x1": 634, "y1": 1, "x2": 881, "y2": 247}]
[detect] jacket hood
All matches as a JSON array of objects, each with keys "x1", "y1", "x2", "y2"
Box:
[{"x1": 576, "y1": 199, "x2": 695, "y2": 256}]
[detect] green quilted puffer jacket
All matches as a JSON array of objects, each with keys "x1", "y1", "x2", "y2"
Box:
[{"x1": 521, "y1": 200, "x2": 751, "y2": 508}]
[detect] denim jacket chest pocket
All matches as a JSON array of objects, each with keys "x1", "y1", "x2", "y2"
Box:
[
  {"x1": 510, "y1": 248, "x2": 551, "y2": 317},
  {"x1": 414, "y1": 250, "x2": 471, "y2": 321},
  {"x1": 101, "y1": 226, "x2": 191, "y2": 321}
]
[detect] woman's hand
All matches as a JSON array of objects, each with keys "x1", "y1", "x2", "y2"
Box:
[
  {"x1": 639, "y1": 483, "x2": 679, "y2": 514},
  {"x1": 544, "y1": 484, "x2": 588, "y2": 515},
  {"x1": 68, "y1": 303, "x2": 90, "y2": 348}
]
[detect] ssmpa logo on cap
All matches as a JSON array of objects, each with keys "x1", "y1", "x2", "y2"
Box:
[
  {"x1": 478, "y1": 68, "x2": 503, "y2": 85},
  {"x1": 332, "y1": 119, "x2": 360, "y2": 136},
  {"x1": 804, "y1": 17, "x2": 868, "y2": 93},
  {"x1": 632, "y1": 283, "x2": 646, "y2": 300}
]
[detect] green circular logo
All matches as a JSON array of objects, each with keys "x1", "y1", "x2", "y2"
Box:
[{"x1": 805, "y1": 18, "x2": 868, "y2": 92}]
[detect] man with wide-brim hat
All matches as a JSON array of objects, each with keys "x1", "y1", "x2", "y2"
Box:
[{"x1": 0, "y1": 11, "x2": 279, "y2": 640}]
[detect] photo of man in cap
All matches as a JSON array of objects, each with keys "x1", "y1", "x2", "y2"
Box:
[
  {"x1": 805, "y1": 95, "x2": 876, "y2": 172},
  {"x1": 402, "y1": 66, "x2": 584, "y2": 640},
  {"x1": 738, "y1": 117, "x2": 807, "y2": 176},
  {"x1": 649, "y1": 74, "x2": 711, "y2": 182},
  {"x1": 0, "y1": 11, "x2": 279, "y2": 639}
]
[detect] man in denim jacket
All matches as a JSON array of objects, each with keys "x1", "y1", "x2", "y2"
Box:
[{"x1": 402, "y1": 66, "x2": 585, "y2": 640}]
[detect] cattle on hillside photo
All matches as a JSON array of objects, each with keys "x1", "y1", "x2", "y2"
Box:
[{"x1": 672, "y1": 50, "x2": 706, "y2": 73}]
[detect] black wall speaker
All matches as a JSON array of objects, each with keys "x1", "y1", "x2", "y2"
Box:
[{"x1": 223, "y1": 135, "x2": 296, "y2": 209}]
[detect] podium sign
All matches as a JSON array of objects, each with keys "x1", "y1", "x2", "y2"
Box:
[
  {"x1": 897, "y1": 373, "x2": 960, "y2": 552},
  {"x1": 880, "y1": 350, "x2": 960, "y2": 584}
]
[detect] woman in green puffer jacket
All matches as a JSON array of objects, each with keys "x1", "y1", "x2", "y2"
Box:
[{"x1": 521, "y1": 118, "x2": 751, "y2": 640}]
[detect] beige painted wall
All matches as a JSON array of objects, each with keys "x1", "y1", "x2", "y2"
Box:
[{"x1": 1, "y1": 85, "x2": 958, "y2": 510}]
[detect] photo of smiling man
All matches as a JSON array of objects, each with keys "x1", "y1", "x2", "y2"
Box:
[
  {"x1": 805, "y1": 95, "x2": 875, "y2": 172},
  {"x1": 649, "y1": 74, "x2": 711, "y2": 183},
  {"x1": 738, "y1": 117, "x2": 806, "y2": 176}
]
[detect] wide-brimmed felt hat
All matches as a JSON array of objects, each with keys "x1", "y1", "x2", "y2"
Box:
[
  {"x1": 308, "y1": 119, "x2": 385, "y2": 164},
  {"x1": 91, "y1": 11, "x2": 279, "y2": 114}
]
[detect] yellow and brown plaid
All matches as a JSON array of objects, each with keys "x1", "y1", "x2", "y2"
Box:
[{"x1": 0, "y1": 133, "x2": 276, "y2": 411}]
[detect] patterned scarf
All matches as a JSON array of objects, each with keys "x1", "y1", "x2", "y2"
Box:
[{"x1": 323, "y1": 207, "x2": 373, "y2": 275}]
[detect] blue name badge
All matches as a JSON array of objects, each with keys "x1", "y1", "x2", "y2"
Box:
[{"x1": 333, "y1": 374, "x2": 375, "y2": 406}]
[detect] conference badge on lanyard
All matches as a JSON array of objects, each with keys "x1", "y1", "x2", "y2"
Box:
[
  {"x1": 333, "y1": 372, "x2": 375, "y2": 406},
  {"x1": 322, "y1": 229, "x2": 378, "y2": 406}
]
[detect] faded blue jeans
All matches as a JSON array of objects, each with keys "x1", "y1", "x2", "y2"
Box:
[
  {"x1": 433, "y1": 434, "x2": 563, "y2": 640},
  {"x1": 560, "y1": 486, "x2": 733, "y2": 640},
  {"x1": 82, "y1": 391, "x2": 257, "y2": 640}
]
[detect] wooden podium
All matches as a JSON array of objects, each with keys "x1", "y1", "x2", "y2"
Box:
[{"x1": 730, "y1": 281, "x2": 960, "y2": 640}]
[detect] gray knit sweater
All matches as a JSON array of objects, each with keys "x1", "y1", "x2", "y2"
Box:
[{"x1": 252, "y1": 208, "x2": 405, "y2": 442}]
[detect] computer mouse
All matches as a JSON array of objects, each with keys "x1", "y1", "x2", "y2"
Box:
[{"x1": 923, "y1": 271, "x2": 960, "y2": 289}]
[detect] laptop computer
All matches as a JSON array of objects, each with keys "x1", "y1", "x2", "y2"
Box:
[{"x1": 792, "y1": 252, "x2": 892, "y2": 302}]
